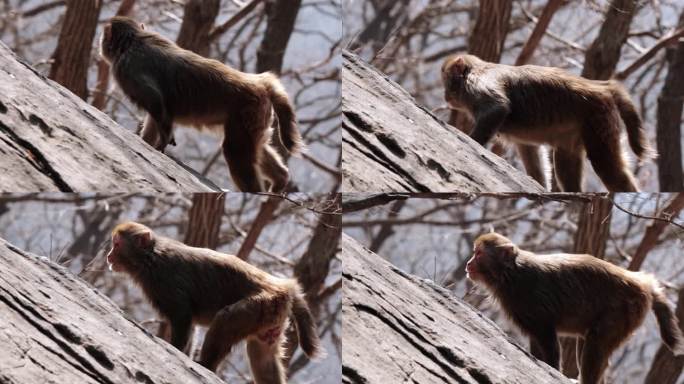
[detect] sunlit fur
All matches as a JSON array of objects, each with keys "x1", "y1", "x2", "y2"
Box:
[
  {"x1": 442, "y1": 54, "x2": 655, "y2": 192},
  {"x1": 106, "y1": 221, "x2": 321, "y2": 383},
  {"x1": 100, "y1": 17, "x2": 303, "y2": 192}
]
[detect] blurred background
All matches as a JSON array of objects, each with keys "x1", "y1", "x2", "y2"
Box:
[
  {"x1": 0, "y1": 192, "x2": 341, "y2": 383},
  {"x1": 343, "y1": 0, "x2": 684, "y2": 192},
  {"x1": 343, "y1": 192, "x2": 684, "y2": 383},
  {"x1": 0, "y1": 0, "x2": 341, "y2": 192}
]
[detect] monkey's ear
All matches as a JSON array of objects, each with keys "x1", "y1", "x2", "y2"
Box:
[
  {"x1": 137, "y1": 231, "x2": 152, "y2": 249},
  {"x1": 500, "y1": 243, "x2": 517, "y2": 257},
  {"x1": 449, "y1": 57, "x2": 469, "y2": 78},
  {"x1": 139, "y1": 23, "x2": 145, "y2": 30}
]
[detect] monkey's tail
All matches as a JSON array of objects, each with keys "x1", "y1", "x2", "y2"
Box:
[
  {"x1": 610, "y1": 84, "x2": 657, "y2": 160},
  {"x1": 651, "y1": 284, "x2": 684, "y2": 355},
  {"x1": 264, "y1": 75, "x2": 304, "y2": 155},
  {"x1": 290, "y1": 286, "x2": 323, "y2": 359}
]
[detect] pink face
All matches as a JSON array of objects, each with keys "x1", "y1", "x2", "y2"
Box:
[
  {"x1": 465, "y1": 245, "x2": 484, "y2": 282},
  {"x1": 106, "y1": 233, "x2": 123, "y2": 272}
]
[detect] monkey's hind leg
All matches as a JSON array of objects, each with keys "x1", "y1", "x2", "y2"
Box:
[
  {"x1": 582, "y1": 115, "x2": 639, "y2": 192},
  {"x1": 516, "y1": 144, "x2": 548, "y2": 189},
  {"x1": 222, "y1": 114, "x2": 266, "y2": 192},
  {"x1": 579, "y1": 328, "x2": 623, "y2": 384},
  {"x1": 198, "y1": 298, "x2": 265, "y2": 372},
  {"x1": 260, "y1": 144, "x2": 290, "y2": 192},
  {"x1": 552, "y1": 148, "x2": 584, "y2": 192},
  {"x1": 246, "y1": 336, "x2": 286, "y2": 384}
]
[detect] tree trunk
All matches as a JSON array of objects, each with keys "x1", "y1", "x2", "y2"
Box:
[
  {"x1": 581, "y1": 0, "x2": 637, "y2": 80},
  {"x1": 514, "y1": 0, "x2": 564, "y2": 66},
  {"x1": 49, "y1": 0, "x2": 103, "y2": 100},
  {"x1": 183, "y1": 193, "x2": 225, "y2": 248},
  {"x1": 176, "y1": 0, "x2": 220, "y2": 55},
  {"x1": 256, "y1": 0, "x2": 302, "y2": 74},
  {"x1": 236, "y1": 196, "x2": 280, "y2": 260},
  {"x1": 656, "y1": 11, "x2": 684, "y2": 191}
]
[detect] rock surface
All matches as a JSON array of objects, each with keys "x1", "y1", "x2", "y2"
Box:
[
  {"x1": 0, "y1": 41, "x2": 218, "y2": 192},
  {"x1": 342, "y1": 50, "x2": 544, "y2": 193},
  {"x1": 341, "y1": 233, "x2": 570, "y2": 384},
  {"x1": 0, "y1": 237, "x2": 223, "y2": 384}
]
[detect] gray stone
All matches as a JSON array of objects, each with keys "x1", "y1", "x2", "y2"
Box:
[
  {"x1": 342, "y1": 50, "x2": 544, "y2": 193},
  {"x1": 0, "y1": 41, "x2": 219, "y2": 192},
  {"x1": 341, "y1": 233, "x2": 570, "y2": 384}
]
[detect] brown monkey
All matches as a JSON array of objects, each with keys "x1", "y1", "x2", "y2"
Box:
[
  {"x1": 466, "y1": 232, "x2": 684, "y2": 384},
  {"x1": 441, "y1": 54, "x2": 655, "y2": 192},
  {"x1": 100, "y1": 17, "x2": 303, "y2": 192},
  {"x1": 106, "y1": 222, "x2": 321, "y2": 383}
]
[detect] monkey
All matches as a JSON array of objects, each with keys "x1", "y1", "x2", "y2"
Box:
[
  {"x1": 106, "y1": 221, "x2": 321, "y2": 383},
  {"x1": 466, "y1": 232, "x2": 684, "y2": 384},
  {"x1": 441, "y1": 54, "x2": 656, "y2": 192},
  {"x1": 99, "y1": 17, "x2": 303, "y2": 192}
]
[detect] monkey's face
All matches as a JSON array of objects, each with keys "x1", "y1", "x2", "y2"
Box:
[
  {"x1": 106, "y1": 233, "x2": 128, "y2": 272},
  {"x1": 466, "y1": 245, "x2": 487, "y2": 282},
  {"x1": 106, "y1": 231, "x2": 152, "y2": 273},
  {"x1": 442, "y1": 56, "x2": 471, "y2": 107},
  {"x1": 467, "y1": 241, "x2": 516, "y2": 285},
  {"x1": 99, "y1": 24, "x2": 113, "y2": 62},
  {"x1": 100, "y1": 17, "x2": 142, "y2": 62}
]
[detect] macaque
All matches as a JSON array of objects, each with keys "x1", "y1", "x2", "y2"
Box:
[
  {"x1": 466, "y1": 232, "x2": 684, "y2": 384},
  {"x1": 100, "y1": 17, "x2": 303, "y2": 192},
  {"x1": 106, "y1": 222, "x2": 321, "y2": 383},
  {"x1": 441, "y1": 54, "x2": 655, "y2": 192}
]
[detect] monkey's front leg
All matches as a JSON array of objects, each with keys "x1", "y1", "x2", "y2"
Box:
[
  {"x1": 142, "y1": 117, "x2": 177, "y2": 150},
  {"x1": 169, "y1": 314, "x2": 192, "y2": 352},
  {"x1": 143, "y1": 116, "x2": 173, "y2": 152},
  {"x1": 470, "y1": 103, "x2": 509, "y2": 146},
  {"x1": 529, "y1": 328, "x2": 560, "y2": 369},
  {"x1": 137, "y1": 85, "x2": 173, "y2": 152},
  {"x1": 141, "y1": 115, "x2": 161, "y2": 148}
]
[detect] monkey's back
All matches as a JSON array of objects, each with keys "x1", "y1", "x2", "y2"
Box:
[
  {"x1": 143, "y1": 237, "x2": 294, "y2": 325},
  {"x1": 501, "y1": 253, "x2": 653, "y2": 336},
  {"x1": 492, "y1": 64, "x2": 619, "y2": 147},
  {"x1": 113, "y1": 35, "x2": 271, "y2": 125}
]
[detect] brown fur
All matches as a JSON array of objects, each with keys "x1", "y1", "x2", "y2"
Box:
[
  {"x1": 467, "y1": 232, "x2": 684, "y2": 384},
  {"x1": 106, "y1": 222, "x2": 321, "y2": 383},
  {"x1": 442, "y1": 54, "x2": 656, "y2": 192},
  {"x1": 100, "y1": 17, "x2": 303, "y2": 192}
]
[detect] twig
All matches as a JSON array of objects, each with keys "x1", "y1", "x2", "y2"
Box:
[
  {"x1": 208, "y1": 0, "x2": 263, "y2": 42},
  {"x1": 615, "y1": 27, "x2": 684, "y2": 80},
  {"x1": 611, "y1": 197, "x2": 684, "y2": 230}
]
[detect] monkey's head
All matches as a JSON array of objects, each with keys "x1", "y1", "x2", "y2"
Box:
[
  {"x1": 467, "y1": 232, "x2": 518, "y2": 286},
  {"x1": 106, "y1": 221, "x2": 154, "y2": 273},
  {"x1": 100, "y1": 16, "x2": 144, "y2": 62},
  {"x1": 441, "y1": 54, "x2": 483, "y2": 109}
]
